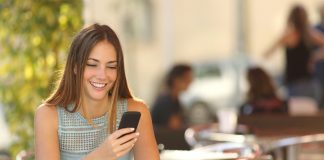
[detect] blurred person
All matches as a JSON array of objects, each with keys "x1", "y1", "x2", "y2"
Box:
[
  {"x1": 35, "y1": 24, "x2": 159, "y2": 160},
  {"x1": 264, "y1": 4, "x2": 324, "y2": 105},
  {"x1": 313, "y1": 1, "x2": 324, "y2": 108},
  {"x1": 314, "y1": 1, "x2": 324, "y2": 42},
  {"x1": 151, "y1": 64, "x2": 193, "y2": 130},
  {"x1": 240, "y1": 67, "x2": 287, "y2": 115}
]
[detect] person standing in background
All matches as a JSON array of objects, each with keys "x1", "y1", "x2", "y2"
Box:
[
  {"x1": 264, "y1": 4, "x2": 324, "y2": 106},
  {"x1": 313, "y1": 1, "x2": 324, "y2": 109},
  {"x1": 151, "y1": 64, "x2": 193, "y2": 130}
]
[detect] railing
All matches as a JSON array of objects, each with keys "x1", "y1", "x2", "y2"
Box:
[{"x1": 260, "y1": 134, "x2": 324, "y2": 160}]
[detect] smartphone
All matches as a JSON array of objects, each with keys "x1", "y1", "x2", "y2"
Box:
[{"x1": 118, "y1": 111, "x2": 141, "y2": 134}]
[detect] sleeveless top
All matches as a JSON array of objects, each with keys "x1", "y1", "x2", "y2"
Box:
[
  {"x1": 57, "y1": 99, "x2": 131, "y2": 160},
  {"x1": 285, "y1": 40, "x2": 312, "y2": 84}
]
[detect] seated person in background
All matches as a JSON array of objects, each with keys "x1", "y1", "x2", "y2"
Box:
[
  {"x1": 151, "y1": 64, "x2": 193, "y2": 130},
  {"x1": 240, "y1": 67, "x2": 288, "y2": 115}
]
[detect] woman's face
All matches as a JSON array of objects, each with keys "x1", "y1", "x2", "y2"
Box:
[
  {"x1": 176, "y1": 71, "x2": 193, "y2": 92},
  {"x1": 82, "y1": 40, "x2": 118, "y2": 101}
]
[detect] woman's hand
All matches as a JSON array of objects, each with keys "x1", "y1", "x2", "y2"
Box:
[{"x1": 84, "y1": 128, "x2": 139, "y2": 160}]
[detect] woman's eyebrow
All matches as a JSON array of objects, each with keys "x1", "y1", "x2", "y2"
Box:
[
  {"x1": 88, "y1": 58, "x2": 117, "y2": 64},
  {"x1": 107, "y1": 61, "x2": 117, "y2": 64},
  {"x1": 88, "y1": 58, "x2": 99, "y2": 62}
]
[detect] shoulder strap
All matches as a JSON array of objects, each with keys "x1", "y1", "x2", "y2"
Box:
[{"x1": 56, "y1": 106, "x2": 62, "y2": 128}]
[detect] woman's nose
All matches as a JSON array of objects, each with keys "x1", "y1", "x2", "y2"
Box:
[{"x1": 96, "y1": 66, "x2": 106, "y2": 79}]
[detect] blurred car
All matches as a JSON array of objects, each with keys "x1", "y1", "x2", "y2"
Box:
[{"x1": 180, "y1": 58, "x2": 249, "y2": 125}]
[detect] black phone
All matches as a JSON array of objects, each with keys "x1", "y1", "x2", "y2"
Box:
[{"x1": 118, "y1": 111, "x2": 141, "y2": 133}]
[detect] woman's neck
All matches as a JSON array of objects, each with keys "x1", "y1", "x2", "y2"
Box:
[{"x1": 81, "y1": 96, "x2": 110, "y2": 118}]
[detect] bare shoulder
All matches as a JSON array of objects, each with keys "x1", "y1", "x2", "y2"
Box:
[
  {"x1": 35, "y1": 103, "x2": 58, "y2": 128},
  {"x1": 127, "y1": 98, "x2": 153, "y2": 130},
  {"x1": 127, "y1": 98, "x2": 150, "y2": 114},
  {"x1": 35, "y1": 104, "x2": 60, "y2": 159},
  {"x1": 36, "y1": 103, "x2": 57, "y2": 118}
]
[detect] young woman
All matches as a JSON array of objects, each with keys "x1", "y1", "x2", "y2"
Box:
[
  {"x1": 240, "y1": 67, "x2": 287, "y2": 115},
  {"x1": 35, "y1": 24, "x2": 160, "y2": 160},
  {"x1": 264, "y1": 4, "x2": 324, "y2": 105}
]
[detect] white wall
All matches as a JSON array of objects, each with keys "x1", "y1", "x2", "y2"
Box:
[{"x1": 82, "y1": 0, "x2": 323, "y2": 106}]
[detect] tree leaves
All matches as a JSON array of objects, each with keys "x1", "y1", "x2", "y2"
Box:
[{"x1": 0, "y1": 0, "x2": 82, "y2": 157}]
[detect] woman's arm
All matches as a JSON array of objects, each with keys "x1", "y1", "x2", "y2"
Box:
[
  {"x1": 128, "y1": 99, "x2": 160, "y2": 160},
  {"x1": 308, "y1": 29, "x2": 324, "y2": 70},
  {"x1": 310, "y1": 28, "x2": 324, "y2": 46},
  {"x1": 35, "y1": 104, "x2": 60, "y2": 160},
  {"x1": 264, "y1": 25, "x2": 291, "y2": 58}
]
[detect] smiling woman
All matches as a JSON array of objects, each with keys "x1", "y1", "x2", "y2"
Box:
[
  {"x1": 34, "y1": 24, "x2": 159, "y2": 160},
  {"x1": 83, "y1": 41, "x2": 118, "y2": 103}
]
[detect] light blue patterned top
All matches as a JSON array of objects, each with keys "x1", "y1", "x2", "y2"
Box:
[{"x1": 57, "y1": 99, "x2": 131, "y2": 160}]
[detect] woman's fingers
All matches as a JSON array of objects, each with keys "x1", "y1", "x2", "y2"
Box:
[
  {"x1": 115, "y1": 132, "x2": 139, "y2": 145},
  {"x1": 115, "y1": 137, "x2": 138, "y2": 155},
  {"x1": 110, "y1": 128, "x2": 134, "y2": 140},
  {"x1": 116, "y1": 139, "x2": 137, "y2": 157},
  {"x1": 105, "y1": 128, "x2": 139, "y2": 158}
]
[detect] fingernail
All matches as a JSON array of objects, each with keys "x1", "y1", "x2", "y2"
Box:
[
  {"x1": 130, "y1": 128, "x2": 135, "y2": 131},
  {"x1": 135, "y1": 132, "x2": 140, "y2": 136},
  {"x1": 134, "y1": 138, "x2": 138, "y2": 141}
]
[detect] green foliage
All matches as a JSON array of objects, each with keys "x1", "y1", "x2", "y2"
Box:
[{"x1": 0, "y1": 0, "x2": 83, "y2": 157}]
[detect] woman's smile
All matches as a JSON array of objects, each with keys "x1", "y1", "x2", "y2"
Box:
[{"x1": 90, "y1": 81, "x2": 107, "y2": 89}]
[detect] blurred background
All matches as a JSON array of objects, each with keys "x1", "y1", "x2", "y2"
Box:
[{"x1": 1, "y1": 0, "x2": 324, "y2": 159}]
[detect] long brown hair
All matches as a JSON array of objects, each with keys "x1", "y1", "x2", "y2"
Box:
[
  {"x1": 46, "y1": 24, "x2": 133, "y2": 132},
  {"x1": 247, "y1": 67, "x2": 278, "y2": 102},
  {"x1": 288, "y1": 4, "x2": 311, "y2": 45}
]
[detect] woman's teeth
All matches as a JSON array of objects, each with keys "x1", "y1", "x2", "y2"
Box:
[{"x1": 90, "y1": 81, "x2": 106, "y2": 88}]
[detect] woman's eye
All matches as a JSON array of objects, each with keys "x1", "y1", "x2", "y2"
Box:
[
  {"x1": 86, "y1": 64, "x2": 96, "y2": 67},
  {"x1": 107, "y1": 65, "x2": 117, "y2": 69}
]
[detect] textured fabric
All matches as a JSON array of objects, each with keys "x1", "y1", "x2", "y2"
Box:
[{"x1": 57, "y1": 99, "x2": 129, "y2": 160}]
